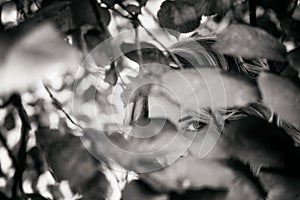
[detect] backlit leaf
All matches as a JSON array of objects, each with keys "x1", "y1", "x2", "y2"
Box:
[
  {"x1": 258, "y1": 72, "x2": 300, "y2": 130},
  {"x1": 157, "y1": 0, "x2": 201, "y2": 33},
  {"x1": 0, "y1": 22, "x2": 79, "y2": 93},
  {"x1": 213, "y1": 24, "x2": 286, "y2": 61},
  {"x1": 153, "y1": 68, "x2": 259, "y2": 111}
]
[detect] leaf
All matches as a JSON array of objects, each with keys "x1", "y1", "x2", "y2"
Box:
[
  {"x1": 184, "y1": 0, "x2": 233, "y2": 16},
  {"x1": 70, "y1": 0, "x2": 100, "y2": 28},
  {"x1": 28, "y1": 147, "x2": 45, "y2": 175},
  {"x1": 213, "y1": 24, "x2": 286, "y2": 62},
  {"x1": 169, "y1": 189, "x2": 227, "y2": 200},
  {"x1": 157, "y1": 0, "x2": 233, "y2": 33},
  {"x1": 26, "y1": 193, "x2": 50, "y2": 200},
  {"x1": 218, "y1": 116, "x2": 299, "y2": 172},
  {"x1": 259, "y1": 169, "x2": 300, "y2": 200},
  {"x1": 0, "y1": 22, "x2": 79, "y2": 93},
  {"x1": 126, "y1": 4, "x2": 142, "y2": 14},
  {"x1": 36, "y1": 127, "x2": 112, "y2": 199},
  {"x1": 36, "y1": 1, "x2": 72, "y2": 33},
  {"x1": 3, "y1": 110, "x2": 15, "y2": 131},
  {"x1": 123, "y1": 180, "x2": 168, "y2": 200},
  {"x1": 82, "y1": 118, "x2": 196, "y2": 172},
  {"x1": 84, "y1": 28, "x2": 109, "y2": 51},
  {"x1": 104, "y1": 65, "x2": 118, "y2": 86},
  {"x1": 101, "y1": 0, "x2": 122, "y2": 8},
  {"x1": 293, "y1": 5, "x2": 300, "y2": 21},
  {"x1": 258, "y1": 72, "x2": 300, "y2": 130},
  {"x1": 157, "y1": 0, "x2": 201, "y2": 33},
  {"x1": 120, "y1": 42, "x2": 169, "y2": 66},
  {"x1": 287, "y1": 47, "x2": 300, "y2": 72},
  {"x1": 281, "y1": 17, "x2": 300, "y2": 42},
  {"x1": 1, "y1": 1, "x2": 17, "y2": 25},
  {"x1": 257, "y1": 14, "x2": 282, "y2": 38},
  {"x1": 141, "y1": 156, "x2": 265, "y2": 199},
  {"x1": 138, "y1": 0, "x2": 148, "y2": 7},
  {"x1": 152, "y1": 68, "x2": 259, "y2": 111},
  {"x1": 257, "y1": 0, "x2": 293, "y2": 18}
]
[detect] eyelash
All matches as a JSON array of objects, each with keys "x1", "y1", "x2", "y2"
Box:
[{"x1": 184, "y1": 120, "x2": 207, "y2": 132}]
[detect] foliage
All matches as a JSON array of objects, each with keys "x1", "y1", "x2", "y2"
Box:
[{"x1": 0, "y1": 0, "x2": 299, "y2": 200}]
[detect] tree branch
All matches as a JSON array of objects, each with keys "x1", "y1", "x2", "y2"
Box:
[{"x1": 1, "y1": 93, "x2": 31, "y2": 198}]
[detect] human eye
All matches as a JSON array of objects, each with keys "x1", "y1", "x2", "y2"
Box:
[{"x1": 184, "y1": 120, "x2": 207, "y2": 132}]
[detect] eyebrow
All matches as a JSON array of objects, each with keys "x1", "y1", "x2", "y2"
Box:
[{"x1": 178, "y1": 115, "x2": 193, "y2": 123}]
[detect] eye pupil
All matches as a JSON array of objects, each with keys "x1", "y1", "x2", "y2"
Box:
[{"x1": 192, "y1": 121, "x2": 205, "y2": 129}]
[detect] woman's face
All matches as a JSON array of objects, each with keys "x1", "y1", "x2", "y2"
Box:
[{"x1": 148, "y1": 94, "x2": 224, "y2": 160}]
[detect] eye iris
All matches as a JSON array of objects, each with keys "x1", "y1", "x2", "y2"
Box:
[{"x1": 192, "y1": 121, "x2": 205, "y2": 130}]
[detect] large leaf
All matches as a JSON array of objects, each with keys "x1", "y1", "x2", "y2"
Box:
[
  {"x1": 82, "y1": 118, "x2": 197, "y2": 173},
  {"x1": 259, "y1": 169, "x2": 300, "y2": 200},
  {"x1": 258, "y1": 72, "x2": 300, "y2": 130},
  {"x1": 281, "y1": 17, "x2": 300, "y2": 42},
  {"x1": 0, "y1": 22, "x2": 79, "y2": 93},
  {"x1": 36, "y1": 127, "x2": 112, "y2": 199},
  {"x1": 141, "y1": 156, "x2": 265, "y2": 200},
  {"x1": 152, "y1": 68, "x2": 259, "y2": 112},
  {"x1": 217, "y1": 116, "x2": 299, "y2": 172},
  {"x1": 213, "y1": 24, "x2": 286, "y2": 62}
]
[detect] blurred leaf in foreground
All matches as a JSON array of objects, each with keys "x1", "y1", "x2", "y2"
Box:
[
  {"x1": 123, "y1": 180, "x2": 168, "y2": 200},
  {"x1": 0, "y1": 22, "x2": 80, "y2": 93},
  {"x1": 213, "y1": 24, "x2": 286, "y2": 62},
  {"x1": 259, "y1": 169, "x2": 300, "y2": 200},
  {"x1": 157, "y1": 0, "x2": 201, "y2": 33},
  {"x1": 153, "y1": 68, "x2": 259, "y2": 111},
  {"x1": 141, "y1": 156, "x2": 265, "y2": 200},
  {"x1": 82, "y1": 118, "x2": 194, "y2": 173},
  {"x1": 287, "y1": 47, "x2": 300, "y2": 72},
  {"x1": 258, "y1": 72, "x2": 300, "y2": 130},
  {"x1": 217, "y1": 116, "x2": 299, "y2": 172},
  {"x1": 36, "y1": 127, "x2": 112, "y2": 200}
]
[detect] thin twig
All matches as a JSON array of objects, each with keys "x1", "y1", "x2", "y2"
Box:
[{"x1": 43, "y1": 84, "x2": 83, "y2": 129}]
